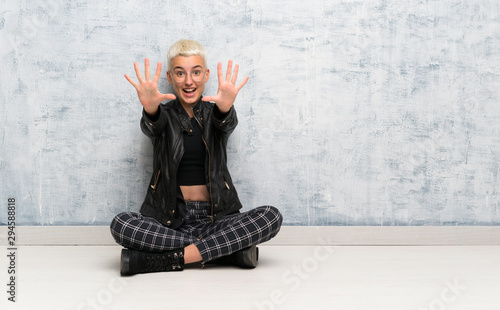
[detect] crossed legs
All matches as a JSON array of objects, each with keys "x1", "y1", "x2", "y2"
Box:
[{"x1": 110, "y1": 205, "x2": 282, "y2": 265}]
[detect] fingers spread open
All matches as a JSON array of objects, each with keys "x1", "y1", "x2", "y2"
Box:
[
  {"x1": 217, "y1": 62, "x2": 223, "y2": 83},
  {"x1": 153, "y1": 62, "x2": 162, "y2": 83},
  {"x1": 231, "y1": 64, "x2": 239, "y2": 84},
  {"x1": 225, "y1": 60, "x2": 233, "y2": 82},
  {"x1": 133, "y1": 62, "x2": 144, "y2": 83},
  {"x1": 124, "y1": 74, "x2": 138, "y2": 88},
  {"x1": 162, "y1": 93, "x2": 177, "y2": 101},
  {"x1": 236, "y1": 76, "x2": 249, "y2": 91},
  {"x1": 144, "y1": 58, "x2": 151, "y2": 81}
]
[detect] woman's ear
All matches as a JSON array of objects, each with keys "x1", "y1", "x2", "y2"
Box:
[
  {"x1": 205, "y1": 68, "x2": 210, "y2": 83},
  {"x1": 166, "y1": 71, "x2": 174, "y2": 85}
]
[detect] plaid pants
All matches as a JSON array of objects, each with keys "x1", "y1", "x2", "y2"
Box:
[{"x1": 110, "y1": 202, "x2": 283, "y2": 263}]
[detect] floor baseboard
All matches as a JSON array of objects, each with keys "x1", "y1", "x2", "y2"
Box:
[{"x1": 1, "y1": 226, "x2": 499, "y2": 246}]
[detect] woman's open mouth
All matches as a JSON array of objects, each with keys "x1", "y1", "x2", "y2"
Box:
[{"x1": 183, "y1": 88, "x2": 196, "y2": 95}]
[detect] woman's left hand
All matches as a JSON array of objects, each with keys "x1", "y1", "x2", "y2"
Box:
[{"x1": 203, "y1": 60, "x2": 249, "y2": 113}]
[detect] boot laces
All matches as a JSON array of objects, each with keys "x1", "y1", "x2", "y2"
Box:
[{"x1": 145, "y1": 252, "x2": 183, "y2": 272}]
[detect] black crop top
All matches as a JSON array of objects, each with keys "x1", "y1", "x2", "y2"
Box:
[{"x1": 177, "y1": 117, "x2": 206, "y2": 186}]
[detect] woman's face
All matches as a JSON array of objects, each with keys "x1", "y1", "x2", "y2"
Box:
[{"x1": 167, "y1": 55, "x2": 210, "y2": 109}]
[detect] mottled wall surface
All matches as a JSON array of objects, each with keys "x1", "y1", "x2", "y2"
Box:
[{"x1": 0, "y1": 0, "x2": 499, "y2": 225}]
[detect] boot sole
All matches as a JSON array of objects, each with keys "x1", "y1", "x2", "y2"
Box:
[
  {"x1": 120, "y1": 249, "x2": 130, "y2": 276},
  {"x1": 238, "y1": 245, "x2": 259, "y2": 268}
]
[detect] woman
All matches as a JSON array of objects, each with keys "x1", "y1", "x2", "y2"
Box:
[{"x1": 110, "y1": 39, "x2": 283, "y2": 276}]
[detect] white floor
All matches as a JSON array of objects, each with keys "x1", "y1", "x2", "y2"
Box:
[{"x1": 1, "y1": 245, "x2": 499, "y2": 310}]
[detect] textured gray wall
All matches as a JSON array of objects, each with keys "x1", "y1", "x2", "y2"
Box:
[{"x1": 1, "y1": 0, "x2": 499, "y2": 225}]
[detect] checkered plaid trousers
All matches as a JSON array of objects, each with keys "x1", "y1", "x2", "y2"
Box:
[{"x1": 110, "y1": 202, "x2": 283, "y2": 263}]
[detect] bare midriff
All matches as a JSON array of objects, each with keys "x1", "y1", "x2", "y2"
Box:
[{"x1": 180, "y1": 185, "x2": 210, "y2": 202}]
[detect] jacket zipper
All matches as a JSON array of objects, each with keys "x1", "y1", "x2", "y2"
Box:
[
  {"x1": 151, "y1": 169, "x2": 161, "y2": 191},
  {"x1": 193, "y1": 109, "x2": 215, "y2": 224}
]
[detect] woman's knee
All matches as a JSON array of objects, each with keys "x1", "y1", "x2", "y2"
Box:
[
  {"x1": 271, "y1": 206, "x2": 283, "y2": 223},
  {"x1": 255, "y1": 205, "x2": 283, "y2": 231},
  {"x1": 261, "y1": 205, "x2": 282, "y2": 220},
  {"x1": 109, "y1": 212, "x2": 139, "y2": 242},
  {"x1": 110, "y1": 212, "x2": 131, "y2": 229}
]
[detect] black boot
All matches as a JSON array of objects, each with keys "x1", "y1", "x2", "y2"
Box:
[
  {"x1": 208, "y1": 245, "x2": 259, "y2": 269},
  {"x1": 120, "y1": 248, "x2": 184, "y2": 276}
]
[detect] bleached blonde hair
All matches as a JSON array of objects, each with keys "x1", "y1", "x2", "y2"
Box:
[{"x1": 167, "y1": 39, "x2": 207, "y2": 71}]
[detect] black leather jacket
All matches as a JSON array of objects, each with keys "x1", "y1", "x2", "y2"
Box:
[{"x1": 139, "y1": 98, "x2": 243, "y2": 228}]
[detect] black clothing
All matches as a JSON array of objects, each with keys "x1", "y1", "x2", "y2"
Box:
[
  {"x1": 139, "y1": 98, "x2": 242, "y2": 228},
  {"x1": 176, "y1": 117, "x2": 206, "y2": 186}
]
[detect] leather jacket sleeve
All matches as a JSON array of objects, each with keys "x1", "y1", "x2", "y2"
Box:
[
  {"x1": 211, "y1": 105, "x2": 238, "y2": 139},
  {"x1": 140, "y1": 105, "x2": 169, "y2": 141}
]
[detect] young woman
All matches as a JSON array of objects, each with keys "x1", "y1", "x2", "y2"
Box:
[{"x1": 110, "y1": 39, "x2": 283, "y2": 275}]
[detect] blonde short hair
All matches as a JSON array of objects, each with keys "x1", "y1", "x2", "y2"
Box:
[{"x1": 167, "y1": 39, "x2": 207, "y2": 71}]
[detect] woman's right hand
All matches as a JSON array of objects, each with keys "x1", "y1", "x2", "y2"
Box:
[{"x1": 125, "y1": 58, "x2": 176, "y2": 115}]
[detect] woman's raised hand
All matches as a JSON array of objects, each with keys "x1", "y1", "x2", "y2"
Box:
[
  {"x1": 125, "y1": 58, "x2": 176, "y2": 115},
  {"x1": 203, "y1": 60, "x2": 249, "y2": 113}
]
